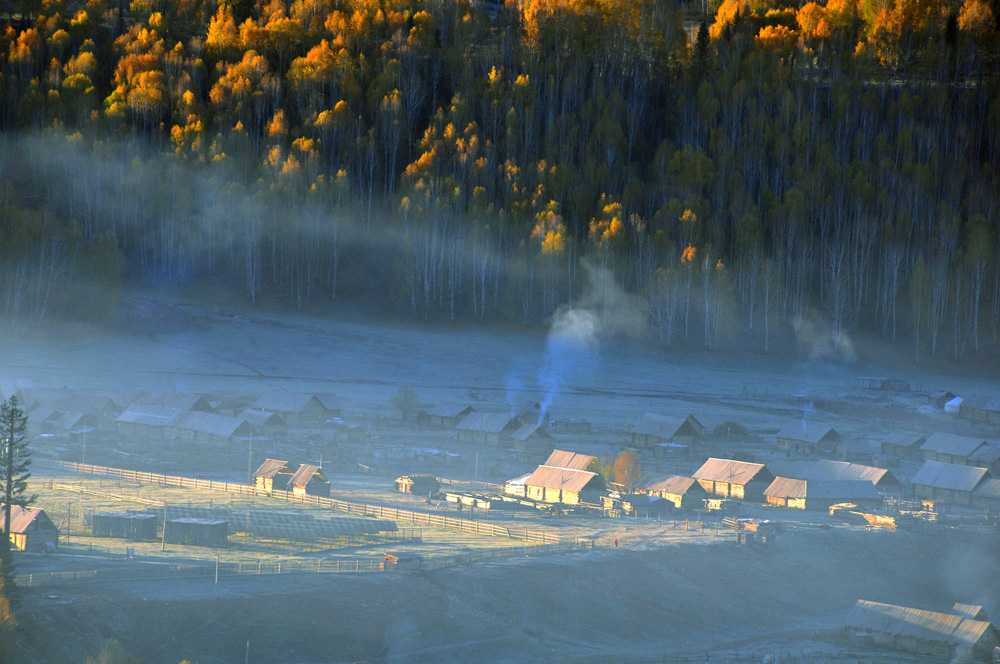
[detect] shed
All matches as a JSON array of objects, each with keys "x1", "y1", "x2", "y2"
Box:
[
  {"x1": 253, "y1": 458, "x2": 292, "y2": 493},
  {"x1": 455, "y1": 412, "x2": 520, "y2": 445},
  {"x1": 92, "y1": 512, "x2": 159, "y2": 540},
  {"x1": 642, "y1": 475, "x2": 707, "y2": 509},
  {"x1": 27, "y1": 407, "x2": 62, "y2": 435},
  {"x1": 631, "y1": 413, "x2": 702, "y2": 448},
  {"x1": 509, "y1": 422, "x2": 552, "y2": 449},
  {"x1": 0, "y1": 506, "x2": 59, "y2": 552},
  {"x1": 164, "y1": 518, "x2": 228, "y2": 547},
  {"x1": 503, "y1": 473, "x2": 531, "y2": 497},
  {"x1": 692, "y1": 458, "x2": 775, "y2": 501},
  {"x1": 967, "y1": 444, "x2": 1000, "y2": 475},
  {"x1": 960, "y1": 394, "x2": 1000, "y2": 424},
  {"x1": 879, "y1": 433, "x2": 927, "y2": 460},
  {"x1": 395, "y1": 474, "x2": 440, "y2": 496},
  {"x1": 776, "y1": 423, "x2": 842, "y2": 456},
  {"x1": 423, "y1": 403, "x2": 476, "y2": 428},
  {"x1": 920, "y1": 432, "x2": 990, "y2": 465},
  {"x1": 764, "y1": 477, "x2": 882, "y2": 510},
  {"x1": 928, "y1": 391, "x2": 956, "y2": 409},
  {"x1": 910, "y1": 460, "x2": 990, "y2": 505},
  {"x1": 383, "y1": 552, "x2": 422, "y2": 572},
  {"x1": 287, "y1": 464, "x2": 330, "y2": 497},
  {"x1": 238, "y1": 409, "x2": 289, "y2": 438},
  {"x1": 842, "y1": 599, "x2": 999, "y2": 660}
]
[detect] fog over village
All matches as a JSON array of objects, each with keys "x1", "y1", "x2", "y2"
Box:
[{"x1": 1, "y1": 0, "x2": 1000, "y2": 660}]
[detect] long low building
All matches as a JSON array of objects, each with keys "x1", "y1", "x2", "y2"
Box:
[
  {"x1": 919, "y1": 432, "x2": 993, "y2": 466},
  {"x1": 641, "y1": 475, "x2": 707, "y2": 509},
  {"x1": 843, "y1": 599, "x2": 999, "y2": 660},
  {"x1": 764, "y1": 477, "x2": 882, "y2": 510},
  {"x1": 773, "y1": 460, "x2": 901, "y2": 494},
  {"x1": 522, "y1": 449, "x2": 603, "y2": 505},
  {"x1": 910, "y1": 460, "x2": 990, "y2": 505}
]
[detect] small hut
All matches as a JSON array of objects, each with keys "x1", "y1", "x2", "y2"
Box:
[
  {"x1": 775, "y1": 423, "x2": 842, "y2": 456},
  {"x1": 395, "y1": 474, "x2": 440, "y2": 496},
  {"x1": 253, "y1": 458, "x2": 292, "y2": 493},
  {"x1": 0, "y1": 506, "x2": 59, "y2": 552},
  {"x1": 287, "y1": 464, "x2": 330, "y2": 497},
  {"x1": 383, "y1": 552, "x2": 422, "y2": 571},
  {"x1": 630, "y1": 413, "x2": 702, "y2": 448},
  {"x1": 642, "y1": 475, "x2": 708, "y2": 509}
]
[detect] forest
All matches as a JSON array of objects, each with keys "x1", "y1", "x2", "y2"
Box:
[{"x1": 1, "y1": 0, "x2": 999, "y2": 361}]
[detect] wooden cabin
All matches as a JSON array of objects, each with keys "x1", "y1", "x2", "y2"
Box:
[
  {"x1": 764, "y1": 477, "x2": 882, "y2": 510},
  {"x1": 911, "y1": 460, "x2": 990, "y2": 505},
  {"x1": 692, "y1": 458, "x2": 774, "y2": 501},
  {"x1": 252, "y1": 393, "x2": 339, "y2": 426},
  {"x1": 287, "y1": 464, "x2": 330, "y2": 497},
  {"x1": 395, "y1": 474, "x2": 440, "y2": 496},
  {"x1": 641, "y1": 475, "x2": 708, "y2": 509},
  {"x1": 455, "y1": 412, "x2": 520, "y2": 445},
  {"x1": 254, "y1": 458, "x2": 293, "y2": 493},
  {"x1": 920, "y1": 432, "x2": 991, "y2": 466},
  {"x1": 630, "y1": 413, "x2": 702, "y2": 449},
  {"x1": 775, "y1": 423, "x2": 842, "y2": 456},
  {"x1": 422, "y1": 403, "x2": 475, "y2": 428},
  {"x1": 1, "y1": 506, "x2": 59, "y2": 552}
]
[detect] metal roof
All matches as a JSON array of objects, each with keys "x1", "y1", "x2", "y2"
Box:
[
  {"x1": 510, "y1": 422, "x2": 551, "y2": 441},
  {"x1": 952, "y1": 604, "x2": 987, "y2": 620},
  {"x1": 542, "y1": 449, "x2": 596, "y2": 471},
  {"x1": 525, "y1": 466, "x2": 599, "y2": 494},
  {"x1": 133, "y1": 392, "x2": 211, "y2": 412},
  {"x1": 692, "y1": 458, "x2": 773, "y2": 486},
  {"x1": 172, "y1": 411, "x2": 249, "y2": 438},
  {"x1": 844, "y1": 600, "x2": 970, "y2": 644},
  {"x1": 765, "y1": 477, "x2": 881, "y2": 500},
  {"x1": 27, "y1": 407, "x2": 61, "y2": 424},
  {"x1": 776, "y1": 422, "x2": 839, "y2": 445},
  {"x1": 456, "y1": 411, "x2": 517, "y2": 433},
  {"x1": 116, "y1": 405, "x2": 186, "y2": 427},
  {"x1": 254, "y1": 459, "x2": 290, "y2": 479},
  {"x1": 972, "y1": 477, "x2": 1000, "y2": 500},
  {"x1": 54, "y1": 411, "x2": 88, "y2": 431},
  {"x1": 108, "y1": 389, "x2": 149, "y2": 410},
  {"x1": 0, "y1": 506, "x2": 53, "y2": 534},
  {"x1": 967, "y1": 444, "x2": 1000, "y2": 464},
  {"x1": 238, "y1": 409, "x2": 287, "y2": 429},
  {"x1": 425, "y1": 402, "x2": 474, "y2": 418},
  {"x1": 633, "y1": 413, "x2": 701, "y2": 440},
  {"x1": 920, "y1": 432, "x2": 988, "y2": 458},
  {"x1": 791, "y1": 460, "x2": 899, "y2": 487},
  {"x1": 911, "y1": 460, "x2": 988, "y2": 492},
  {"x1": 288, "y1": 464, "x2": 327, "y2": 488},
  {"x1": 644, "y1": 475, "x2": 702, "y2": 496},
  {"x1": 880, "y1": 432, "x2": 927, "y2": 448},
  {"x1": 961, "y1": 393, "x2": 1000, "y2": 413}
]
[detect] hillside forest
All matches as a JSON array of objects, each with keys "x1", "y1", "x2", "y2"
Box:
[{"x1": 1, "y1": 0, "x2": 999, "y2": 361}]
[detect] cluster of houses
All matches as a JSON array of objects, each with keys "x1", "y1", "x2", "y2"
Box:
[
  {"x1": 15, "y1": 387, "x2": 341, "y2": 447},
  {"x1": 421, "y1": 402, "x2": 554, "y2": 449}
]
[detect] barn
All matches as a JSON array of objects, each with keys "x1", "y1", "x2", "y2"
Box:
[
  {"x1": 253, "y1": 393, "x2": 339, "y2": 426},
  {"x1": 959, "y1": 394, "x2": 1000, "y2": 424},
  {"x1": 879, "y1": 433, "x2": 927, "y2": 461},
  {"x1": 164, "y1": 518, "x2": 228, "y2": 547},
  {"x1": 455, "y1": 412, "x2": 520, "y2": 445},
  {"x1": 254, "y1": 459, "x2": 292, "y2": 493},
  {"x1": 508, "y1": 422, "x2": 553, "y2": 449},
  {"x1": 170, "y1": 411, "x2": 255, "y2": 446},
  {"x1": 775, "y1": 423, "x2": 842, "y2": 456},
  {"x1": 842, "y1": 599, "x2": 999, "y2": 660},
  {"x1": 641, "y1": 475, "x2": 707, "y2": 509},
  {"x1": 524, "y1": 466, "x2": 603, "y2": 505},
  {"x1": 116, "y1": 405, "x2": 185, "y2": 441},
  {"x1": 919, "y1": 432, "x2": 991, "y2": 466},
  {"x1": 423, "y1": 403, "x2": 476, "y2": 428},
  {"x1": 238, "y1": 409, "x2": 289, "y2": 438},
  {"x1": 1, "y1": 506, "x2": 59, "y2": 552},
  {"x1": 910, "y1": 460, "x2": 990, "y2": 505},
  {"x1": 782, "y1": 460, "x2": 902, "y2": 495},
  {"x1": 630, "y1": 413, "x2": 702, "y2": 448},
  {"x1": 287, "y1": 464, "x2": 330, "y2": 497},
  {"x1": 764, "y1": 477, "x2": 882, "y2": 510},
  {"x1": 692, "y1": 458, "x2": 774, "y2": 501}
]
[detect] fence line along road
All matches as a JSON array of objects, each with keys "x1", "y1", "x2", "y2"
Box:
[{"x1": 53, "y1": 461, "x2": 584, "y2": 546}]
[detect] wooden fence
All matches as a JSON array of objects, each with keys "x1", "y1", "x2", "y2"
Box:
[{"x1": 54, "y1": 462, "x2": 575, "y2": 545}]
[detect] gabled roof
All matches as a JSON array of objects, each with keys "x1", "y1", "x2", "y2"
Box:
[
  {"x1": 645, "y1": 475, "x2": 703, "y2": 496},
  {"x1": 967, "y1": 444, "x2": 1000, "y2": 465},
  {"x1": 54, "y1": 411, "x2": 91, "y2": 431},
  {"x1": 952, "y1": 603, "x2": 988, "y2": 620},
  {"x1": 972, "y1": 477, "x2": 1000, "y2": 500},
  {"x1": 254, "y1": 459, "x2": 290, "y2": 479},
  {"x1": 693, "y1": 458, "x2": 773, "y2": 486},
  {"x1": 920, "y1": 432, "x2": 988, "y2": 458},
  {"x1": 0, "y1": 506, "x2": 53, "y2": 534},
  {"x1": 116, "y1": 405, "x2": 185, "y2": 427},
  {"x1": 253, "y1": 393, "x2": 325, "y2": 413},
  {"x1": 765, "y1": 477, "x2": 881, "y2": 500},
  {"x1": 312, "y1": 393, "x2": 339, "y2": 411},
  {"x1": 776, "y1": 422, "x2": 839, "y2": 445},
  {"x1": 238, "y1": 409, "x2": 287, "y2": 429},
  {"x1": 108, "y1": 389, "x2": 149, "y2": 410},
  {"x1": 880, "y1": 432, "x2": 927, "y2": 449},
  {"x1": 510, "y1": 422, "x2": 552, "y2": 441},
  {"x1": 843, "y1": 600, "x2": 993, "y2": 647},
  {"x1": 288, "y1": 464, "x2": 327, "y2": 488},
  {"x1": 27, "y1": 407, "x2": 62, "y2": 424},
  {"x1": 456, "y1": 411, "x2": 518, "y2": 433},
  {"x1": 542, "y1": 449, "x2": 596, "y2": 471},
  {"x1": 633, "y1": 413, "x2": 702, "y2": 440},
  {"x1": 172, "y1": 411, "x2": 249, "y2": 438},
  {"x1": 792, "y1": 460, "x2": 900, "y2": 487},
  {"x1": 425, "y1": 402, "x2": 475, "y2": 419},
  {"x1": 133, "y1": 392, "x2": 212, "y2": 412},
  {"x1": 911, "y1": 460, "x2": 989, "y2": 492},
  {"x1": 961, "y1": 394, "x2": 1000, "y2": 413},
  {"x1": 525, "y1": 466, "x2": 598, "y2": 494}
]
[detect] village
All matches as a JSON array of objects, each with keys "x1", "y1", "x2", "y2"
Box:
[{"x1": 4, "y1": 373, "x2": 1000, "y2": 663}]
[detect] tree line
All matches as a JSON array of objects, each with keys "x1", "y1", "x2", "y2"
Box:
[{"x1": 1, "y1": 0, "x2": 999, "y2": 360}]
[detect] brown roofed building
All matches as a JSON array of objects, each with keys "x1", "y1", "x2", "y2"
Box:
[
  {"x1": 641, "y1": 475, "x2": 707, "y2": 509},
  {"x1": 1, "y1": 506, "x2": 59, "y2": 552},
  {"x1": 524, "y1": 466, "x2": 603, "y2": 505},
  {"x1": 911, "y1": 460, "x2": 990, "y2": 505},
  {"x1": 287, "y1": 464, "x2": 330, "y2": 497},
  {"x1": 395, "y1": 474, "x2": 440, "y2": 495},
  {"x1": 541, "y1": 449, "x2": 596, "y2": 471},
  {"x1": 692, "y1": 458, "x2": 774, "y2": 501},
  {"x1": 254, "y1": 458, "x2": 292, "y2": 493},
  {"x1": 764, "y1": 477, "x2": 882, "y2": 510}
]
